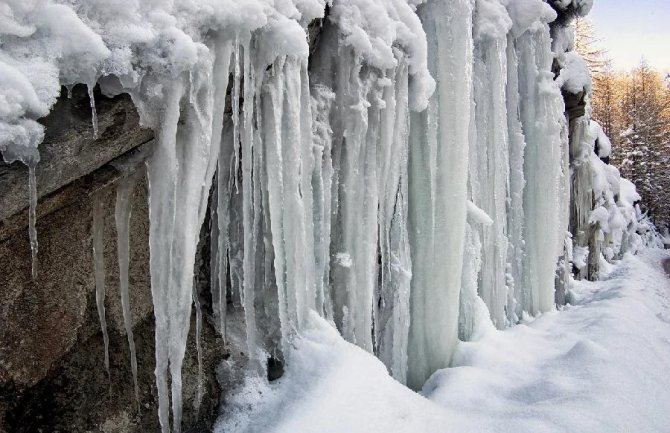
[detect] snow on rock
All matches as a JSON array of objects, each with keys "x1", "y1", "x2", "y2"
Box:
[
  {"x1": 590, "y1": 120, "x2": 612, "y2": 158},
  {"x1": 329, "y1": 0, "x2": 435, "y2": 111},
  {"x1": 505, "y1": 0, "x2": 556, "y2": 38}
]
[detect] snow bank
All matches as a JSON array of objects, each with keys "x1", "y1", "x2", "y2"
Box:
[
  {"x1": 429, "y1": 249, "x2": 670, "y2": 433},
  {"x1": 214, "y1": 313, "x2": 454, "y2": 433}
]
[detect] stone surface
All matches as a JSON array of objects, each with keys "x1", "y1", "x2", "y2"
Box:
[{"x1": 0, "y1": 84, "x2": 154, "y2": 222}]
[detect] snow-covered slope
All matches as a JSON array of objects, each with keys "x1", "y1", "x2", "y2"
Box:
[{"x1": 216, "y1": 249, "x2": 670, "y2": 433}]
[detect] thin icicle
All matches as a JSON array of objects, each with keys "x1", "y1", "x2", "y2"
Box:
[
  {"x1": 239, "y1": 37, "x2": 261, "y2": 370},
  {"x1": 88, "y1": 84, "x2": 99, "y2": 139},
  {"x1": 92, "y1": 194, "x2": 110, "y2": 386},
  {"x1": 263, "y1": 58, "x2": 291, "y2": 355},
  {"x1": 28, "y1": 164, "x2": 38, "y2": 281},
  {"x1": 114, "y1": 172, "x2": 141, "y2": 405}
]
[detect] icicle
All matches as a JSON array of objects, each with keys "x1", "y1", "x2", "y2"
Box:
[
  {"x1": 505, "y1": 32, "x2": 526, "y2": 323},
  {"x1": 114, "y1": 173, "x2": 141, "y2": 405},
  {"x1": 231, "y1": 38, "x2": 242, "y2": 193},
  {"x1": 310, "y1": 85, "x2": 336, "y2": 319},
  {"x1": 407, "y1": 0, "x2": 474, "y2": 390},
  {"x1": 147, "y1": 80, "x2": 183, "y2": 433},
  {"x1": 88, "y1": 84, "x2": 99, "y2": 139},
  {"x1": 376, "y1": 53, "x2": 412, "y2": 384},
  {"x1": 328, "y1": 49, "x2": 377, "y2": 353},
  {"x1": 28, "y1": 164, "x2": 38, "y2": 281},
  {"x1": 263, "y1": 58, "x2": 291, "y2": 354},
  {"x1": 471, "y1": 17, "x2": 511, "y2": 329},
  {"x1": 92, "y1": 194, "x2": 110, "y2": 386},
  {"x1": 260, "y1": 56, "x2": 317, "y2": 354},
  {"x1": 204, "y1": 37, "x2": 233, "y2": 345},
  {"x1": 239, "y1": 37, "x2": 260, "y2": 369}
]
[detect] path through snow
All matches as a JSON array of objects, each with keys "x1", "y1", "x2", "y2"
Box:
[{"x1": 215, "y1": 249, "x2": 670, "y2": 433}]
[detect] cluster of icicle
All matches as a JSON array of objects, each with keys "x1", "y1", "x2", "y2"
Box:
[{"x1": 0, "y1": 0, "x2": 656, "y2": 431}]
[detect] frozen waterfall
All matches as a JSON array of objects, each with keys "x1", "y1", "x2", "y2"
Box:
[{"x1": 0, "y1": 0, "x2": 652, "y2": 431}]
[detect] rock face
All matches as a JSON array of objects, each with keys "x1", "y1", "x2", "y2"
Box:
[{"x1": 0, "y1": 86, "x2": 225, "y2": 433}]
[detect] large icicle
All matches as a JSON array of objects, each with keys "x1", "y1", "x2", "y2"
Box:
[
  {"x1": 262, "y1": 56, "x2": 317, "y2": 354},
  {"x1": 407, "y1": 0, "x2": 474, "y2": 390},
  {"x1": 470, "y1": 0, "x2": 513, "y2": 328},
  {"x1": 505, "y1": 31, "x2": 526, "y2": 322},
  {"x1": 146, "y1": 80, "x2": 183, "y2": 433},
  {"x1": 114, "y1": 172, "x2": 141, "y2": 404},
  {"x1": 515, "y1": 13, "x2": 566, "y2": 315},
  {"x1": 310, "y1": 84, "x2": 336, "y2": 320},
  {"x1": 376, "y1": 53, "x2": 412, "y2": 384}
]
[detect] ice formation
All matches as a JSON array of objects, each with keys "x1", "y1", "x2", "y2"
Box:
[
  {"x1": 0, "y1": 0, "x2": 658, "y2": 430},
  {"x1": 115, "y1": 172, "x2": 141, "y2": 404}
]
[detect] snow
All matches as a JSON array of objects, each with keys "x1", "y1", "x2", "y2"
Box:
[
  {"x1": 216, "y1": 249, "x2": 670, "y2": 433},
  {"x1": 590, "y1": 120, "x2": 612, "y2": 159},
  {"x1": 505, "y1": 0, "x2": 556, "y2": 38},
  {"x1": 466, "y1": 200, "x2": 494, "y2": 226},
  {"x1": 556, "y1": 50, "x2": 592, "y2": 94},
  {"x1": 214, "y1": 312, "x2": 453, "y2": 433},
  {"x1": 551, "y1": 0, "x2": 594, "y2": 17}
]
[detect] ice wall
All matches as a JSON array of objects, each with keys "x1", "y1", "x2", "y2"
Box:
[{"x1": 0, "y1": 0, "x2": 657, "y2": 430}]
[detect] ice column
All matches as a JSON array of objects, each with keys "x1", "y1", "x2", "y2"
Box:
[
  {"x1": 470, "y1": 0, "x2": 513, "y2": 328},
  {"x1": 262, "y1": 56, "x2": 317, "y2": 354},
  {"x1": 516, "y1": 24, "x2": 566, "y2": 314},
  {"x1": 505, "y1": 33, "x2": 526, "y2": 322},
  {"x1": 407, "y1": 0, "x2": 474, "y2": 390},
  {"x1": 375, "y1": 54, "x2": 412, "y2": 384}
]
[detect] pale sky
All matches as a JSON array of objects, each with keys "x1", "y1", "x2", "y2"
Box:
[{"x1": 588, "y1": 0, "x2": 670, "y2": 73}]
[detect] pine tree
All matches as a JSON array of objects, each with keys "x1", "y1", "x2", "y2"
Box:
[{"x1": 614, "y1": 61, "x2": 670, "y2": 226}]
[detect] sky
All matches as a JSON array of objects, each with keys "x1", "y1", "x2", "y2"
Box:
[{"x1": 588, "y1": 0, "x2": 670, "y2": 73}]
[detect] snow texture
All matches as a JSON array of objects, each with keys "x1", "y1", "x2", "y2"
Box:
[{"x1": 214, "y1": 250, "x2": 670, "y2": 433}]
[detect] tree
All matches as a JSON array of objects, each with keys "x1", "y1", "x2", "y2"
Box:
[
  {"x1": 614, "y1": 61, "x2": 670, "y2": 226},
  {"x1": 574, "y1": 18, "x2": 608, "y2": 75}
]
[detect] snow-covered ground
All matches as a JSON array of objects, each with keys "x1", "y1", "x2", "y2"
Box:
[{"x1": 214, "y1": 248, "x2": 670, "y2": 433}]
